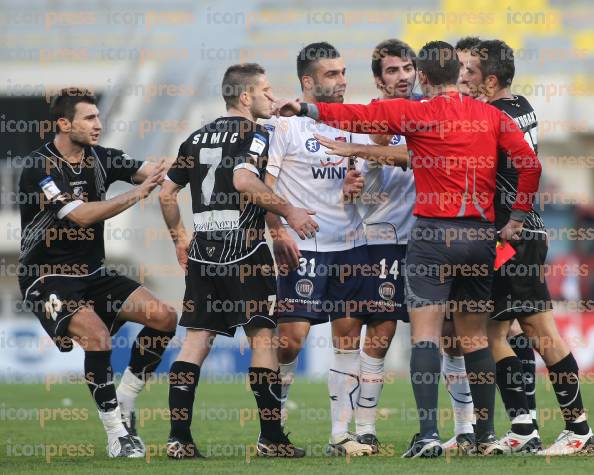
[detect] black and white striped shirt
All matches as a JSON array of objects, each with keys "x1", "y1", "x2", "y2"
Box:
[
  {"x1": 167, "y1": 117, "x2": 270, "y2": 264},
  {"x1": 491, "y1": 95, "x2": 545, "y2": 232},
  {"x1": 18, "y1": 142, "x2": 144, "y2": 286}
]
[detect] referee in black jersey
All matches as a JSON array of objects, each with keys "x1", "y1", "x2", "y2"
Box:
[
  {"x1": 160, "y1": 63, "x2": 317, "y2": 459},
  {"x1": 460, "y1": 39, "x2": 592, "y2": 455},
  {"x1": 18, "y1": 88, "x2": 178, "y2": 457}
]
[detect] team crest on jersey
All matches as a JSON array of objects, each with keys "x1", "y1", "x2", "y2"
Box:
[
  {"x1": 72, "y1": 186, "x2": 84, "y2": 200},
  {"x1": 206, "y1": 246, "x2": 215, "y2": 257},
  {"x1": 390, "y1": 135, "x2": 402, "y2": 145},
  {"x1": 378, "y1": 282, "x2": 395, "y2": 301},
  {"x1": 305, "y1": 137, "x2": 320, "y2": 153},
  {"x1": 295, "y1": 278, "x2": 314, "y2": 298}
]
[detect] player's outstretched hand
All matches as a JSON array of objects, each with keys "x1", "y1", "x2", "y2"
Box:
[
  {"x1": 139, "y1": 159, "x2": 167, "y2": 198},
  {"x1": 499, "y1": 218, "x2": 523, "y2": 244},
  {"x1": 286, "y1": 206, "x2": 319, "y2": 240},
  {"x1": 343, "y1": 169, "x2": 364, "y2": 202},
  {"x1": 271, "y1": 231, "x2": 301, "y2": 271},
  {"x1": 314, "y1": 133, "x2": 357, "y2": 157},
  {"x1": 273, "y1": 98, "x2": 301, "y2": 117}
]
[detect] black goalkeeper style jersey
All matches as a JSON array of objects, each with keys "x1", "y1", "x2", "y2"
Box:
[
  {"x1": 18, "y1": 142, "x2": 145, "y2": 286},
  {"x1": 167, "y1": 116, "x2": 270, "y2": 264},
  {"x1": 491, "y1": 95, "x2": 545, "y2": 231}
]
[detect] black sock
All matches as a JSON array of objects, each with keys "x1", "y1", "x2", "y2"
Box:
[
  {"x1": 410, "y1": 341, "x2": 441, "y2": 438},
  {"x1": 509, "y1": 333, "x2": 537, "y2": 427},
  {"x1": 168, "y1": 361, "x2": 200, "y2": 442},
  {"x1": 547, "y1": 353, "x2": 589, "y2": 435},
  {"x1": 129, "y1": 327, "x2": 175, "y2": 380},
  {"x1": 495, "y1": 356, "x2": 533, "y2": 435},
  {"x1": 85, "y1": 350, "x2": 118, "y2": 412},
  {"x1": 248, "y1": 367, "x2": 283, "y2": 441},
  {"x1": 464, "y1": 348, "x2": 496, "y2": 441}
]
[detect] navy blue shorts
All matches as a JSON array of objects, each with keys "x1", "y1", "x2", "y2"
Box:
[
  {"x1": 276, "y1": 246, "x2": 374, "y2": 323},
  {"x1": 404, "y1": 218, "x2": 496, "y2": 314},
  {"x1": 366, "y1": 244, "x2": 409, "y2": 322}
]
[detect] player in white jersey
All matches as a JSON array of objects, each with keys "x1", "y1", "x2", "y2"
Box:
[
  {"x1": 314, "y1": 39, "x2": 419, "y2": 453},
  {"x1": 265, "y1": 42, "x2": 375, "y2": 456}
]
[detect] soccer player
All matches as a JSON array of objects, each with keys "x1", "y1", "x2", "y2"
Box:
[
  {"x1": 321, "y1": 39, "x2": 418, "y2": 452},
  {"x1": 460, "y1": 39, "x2": 593, "y2": 455},
  {"x1": 264, "y1": 42, "x2": 375, "y2": 456},
  {"x1": 457, "y1": 38, "x2": 538, "y2": 435},
  {"x1": 18, "y1": 88, "x2": 177, "y2": 458},
  {"x1": 160, "y1": 63, "x2": 315, "y2": 459},
  {"x1": 275, "y1": 41, "x2": 542, "y2": 457}
]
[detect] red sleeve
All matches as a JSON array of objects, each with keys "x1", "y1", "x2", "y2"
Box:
[
  {"x1": 497, "y1": 111, "x2": 542, "y2": 216},
  {"x1": 315, "y1": 100, "x2": 407, "y2": 135}
]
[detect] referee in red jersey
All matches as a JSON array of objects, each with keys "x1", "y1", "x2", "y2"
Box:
[{"x1": 275, "y1": 41, "x2": 541, "y2": 457}]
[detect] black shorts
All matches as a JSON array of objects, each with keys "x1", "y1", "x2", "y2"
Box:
[
  {"x1": 491, "y1": 230, "x2": 553, "y2": 321},
  {"x1": 405, "y1": 218, "x2": 496, "y2": 314},
  {"x1": 180, "y1": 244, "x2": 277, "y2": 337},
  {"x1": 20, "y1": 267, "x2": 141, "y2": 352}
]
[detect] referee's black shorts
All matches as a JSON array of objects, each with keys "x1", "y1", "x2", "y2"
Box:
[
  {"x1": 404, "y1": 217, "x2": 496, "y2": 314},
  {"x1": 491, "y1": 230, "x2": 552, "y2": 321},
  {"x1": 180, "y1": 244, "x2": 277, "y2": 337}
]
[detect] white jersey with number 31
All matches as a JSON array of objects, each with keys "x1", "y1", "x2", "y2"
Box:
[{"x1": 265, "y1": 115, "x2": 364, "y2": 252}]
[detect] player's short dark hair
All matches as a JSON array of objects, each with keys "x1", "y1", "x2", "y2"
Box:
[
  {"x1": 417, "y1": 41, "x2": 460, "y2": 86},
  {"x1": 49, "y1": 88, "x2": 97, "y2": 123},
  {"x1": 455, "y1": 36, "x2": 481, "y2": 51},
  {"x1": 371, "y1": 39, "x2": 416, "y2": 78},
  {"x1": 221, "y1": 63, "x2": 266, "y2": 109},
  {"x1": 477, "y1": 39, "x2": 515, "y2": 88},
  {"x1": 296, "y1": 42, "x2": 341, "y2": 87}
]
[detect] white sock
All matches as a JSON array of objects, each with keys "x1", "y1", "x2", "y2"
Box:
[
  {"x1": 530, "y1": 409, "x2": 537, "y2": 423},
  {"x1": 442, "y1": 353, "x2": 474, "y2": 435},
  {"x1": 279, "y1": 358, "x2": 298, "y2": 427},
  {"x1": 116, "y1": 367, "x2": 145, "y2": 417},
  {"x1": 328, "y1": 348, "x2": 360, "y2": 438},
  {"x1": 98, "y1": 406, "x2": 128, "y2": 440},
  {"x1": 356, "y1": 351, "x2": 384, "y2": 436}
]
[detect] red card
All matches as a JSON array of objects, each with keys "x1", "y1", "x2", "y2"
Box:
[{"x1": 494, "y1": 241, "x2": 516, "y2": 270}]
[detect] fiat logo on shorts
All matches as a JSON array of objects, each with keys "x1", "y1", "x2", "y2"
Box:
[
  {"x1": 379, "y1": 282, "x2": 395, "y2": 301},
  {"x1": 295, "y1": 279, "x2": 314, "y2": 298}
]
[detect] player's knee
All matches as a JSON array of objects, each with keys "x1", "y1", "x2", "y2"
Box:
[
  {"x1": 162, "y1": 306, "x2": 178, "y2": 332},
  {"x1": 153, "y1": 305, "x2": 178, "y2": 332},
  {"x1": 84, "y1": 327, "x2": 112, "y2": 351},
  {"x1": 278, "y1": 343, "x2": 300, "y2": 364}
]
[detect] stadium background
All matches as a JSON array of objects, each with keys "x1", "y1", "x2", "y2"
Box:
[{"x1": 0, "y1": 0, "x2": 593, "y2": 444}]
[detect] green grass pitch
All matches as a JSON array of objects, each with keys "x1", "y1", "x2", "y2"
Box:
[{"x1": 1, "y1": 377, "x2": 593, "y2": 474}]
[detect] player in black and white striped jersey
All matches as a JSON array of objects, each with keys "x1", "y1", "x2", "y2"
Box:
[
  {"x1": 18, "y1": 88, "x2": 177, "y2": 458},
  {"x1": 160, "y1": 63, "x2": 316, "y2": 459},
  {"x1": 459, "y1": 39, "x2": 593, "y2": 456}
]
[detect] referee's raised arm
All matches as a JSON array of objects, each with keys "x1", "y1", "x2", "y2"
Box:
[{"x1": 275, "y1": 97, "x2": 407, "y2": 136}]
